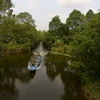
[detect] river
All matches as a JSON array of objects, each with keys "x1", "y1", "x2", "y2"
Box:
[{"x1": 0, "y1": 42, "x2": 87, "y2": 100}]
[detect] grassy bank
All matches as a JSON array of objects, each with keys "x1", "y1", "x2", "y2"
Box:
[
  {"x1": 49, "y1": 51, "x2": 71, "y2": 57},
  {"x1": 84, "y1": 82, "x2": 100, "y2": 100}
]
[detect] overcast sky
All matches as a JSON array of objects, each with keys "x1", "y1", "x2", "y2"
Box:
[{"x1": 12, "y1": 0, "x2": 100, "y2": 31}]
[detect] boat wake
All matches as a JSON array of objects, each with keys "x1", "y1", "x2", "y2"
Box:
[
  {"x1": 33, "y1": 51, "x2": 48, "y2": 57},
  {"x1": 36, "y1": 61, "x2": 45, "y2": 70}
]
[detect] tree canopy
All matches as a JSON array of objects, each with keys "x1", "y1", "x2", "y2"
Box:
[
  {"x1": 0, "y1": 0, "x2": 41, "y2": 52},
  {"x1": 43, "y1": 9, "x2": 100, "y2": 86}
]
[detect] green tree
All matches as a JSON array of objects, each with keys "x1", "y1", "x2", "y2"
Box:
[
  {"x1": 48, "y1": 15, "x2": 69, "y2": 45},
  {"x1": 70, "y1": 12, "x2": 100, "y2": 81},
  {"x1": 0, "y1": 0, "x2": 41, "y2": 52},
  {"x1": 49, "y1": 15, "x2": 61, "y2": 30},
  {"x1": 65, "y1": 9, "x2": 86, "y2": 43},
  {"x1": 16, "y1": 12, "x2": 35, "y2": 27},
  {"x1": 0, "y1": 0, "x2": 13, "y2": 15},
  {"x1": 86, "y1": 9, "x2": 94, "y2": 21},
  {"x1": 66, "y1": 9, "x2": 84, "y2": 30}
]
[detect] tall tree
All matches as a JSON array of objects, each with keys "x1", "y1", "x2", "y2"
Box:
[
  {"x1": 66, "y1": 9, "x2": 84, "y2": 30},
  {"x1": 86, "y1": 9, "x2": 94, "y2": 21},
  {"x1": 16, "y1": 12, "x2": 35, "y2": 27},
  {"x1": 49, "y1": 15, "x2": 68, "y2": 39},
  {"x1": 0, "y1": 0, "x2": 13, "y2": 15},
  {"x1": 49, "y1": 15, "x2": 61, "y2": 30}
]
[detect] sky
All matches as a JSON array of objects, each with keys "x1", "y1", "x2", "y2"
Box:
[{"x1": 12, "y1": 0, "x2": 100, "y2": 31}]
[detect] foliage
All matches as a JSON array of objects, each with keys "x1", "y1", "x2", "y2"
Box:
[
  {"x1": 69, "y1": 12, "x2": 100, "y2": 82},
  {"x1": 43, "y1": 9, "x2": 100, "y2": 82},
  {"x1": 86, "y1": 9, "x2": 94, "y2": 21},
  {"x1": 84, "y1": 81, "x2": 100, "y2": 99},
  {"x1": 49, "y1": 15, "x2": 61, "y2": 31},
  {"x1": 0, "y1": 1, "x2": 41, "y2": 52},
  {"x1": 43, "y1": 15, "x2": 69, "y2": 49},
  {"x1": 43, "y1": 9, "x2": 100, "y2": 99},
  {"x1": 51, "y1": 39, "x2": 70, "y2": 54},
  {"x1": 66, "y1": 9, "x2": 84, "y2": 30},
  {"x1": 16, "y1": 12, "x2": 35, "y2": 26},
  {"x1": 0, "y1": 0, "x2": 13, "y2": 15}
]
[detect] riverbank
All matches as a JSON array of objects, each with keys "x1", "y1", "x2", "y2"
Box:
[
  {"x1": 0, "y1": 50, "x2": 24, "y2": 55},
  {"x1": 49, "y1": 51, "x2": 71, "y2": 57},
  {"x1": 49, "y1": 51, "x2": 100, "y2": 100},
  {"x1": 83, "y1": 82, "x2": 100, "y2": 100}
]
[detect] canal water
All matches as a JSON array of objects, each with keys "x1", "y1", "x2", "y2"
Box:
[{"x1": 0, "y1": 43, "x2": 87, "y2": 100}]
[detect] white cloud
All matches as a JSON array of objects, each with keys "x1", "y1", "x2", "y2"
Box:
[
  {"x1": 27, "y1": 0, "x2": 40, "y2": 7},
  {"x1": 28, "y1": 0, "x2": 39, "y2": 4},
  {"x1": 57, "y1": 0, "x2": 94, "y2": 8}
]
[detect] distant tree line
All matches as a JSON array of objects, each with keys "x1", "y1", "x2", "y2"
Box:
[{"x1": 0, "y1": 0, "x2": 41, "y2": 52}]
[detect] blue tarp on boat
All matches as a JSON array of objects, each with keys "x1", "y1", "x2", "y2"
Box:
[{"x1": 28, "y1": 57, "x2": 41, "y2": 71}]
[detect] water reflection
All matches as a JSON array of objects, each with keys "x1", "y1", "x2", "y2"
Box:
[
  {"x1": 0, "y1": 52, "x2": 32, "y2": 100},
  {"x1": 29, "y1": 71, "x2": 36, "y2": 79},
  {"x1": 0, "y1": 69, "x2": 18, "y2": 100},
  {"x1": 61, "y1": 72, "x2": 87, "y2": 100},
  {"x1": 45, "y1": 53, "x2": 87, "y2": 100},
  {"x1": 0, "y1": 51, "x2": 87, "y2": 100},
  {"x1": 45, "y1": 53, "x2": 70, "y2": 81}
]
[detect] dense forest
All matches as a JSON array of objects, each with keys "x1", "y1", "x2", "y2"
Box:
[
  {"x1": 0, "y1": 0, "x2": 41, "y2": 52},
  {"x1": 0, "y1": 0, "x2": 100, "y2": 99},
  {"x1": 42, "y1": 9, "x2": 100, "y2": 99}
]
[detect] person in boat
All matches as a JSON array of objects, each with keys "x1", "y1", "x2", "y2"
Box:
[
  {"x1": 32, "y1": 60, "x2": 36, "y2": 66},
  {"x1": 34, "y1": 56, "x2": 38, "y2": 63},
  {"x1": 34, "y1": 54, "x2": 40, "y2": 62}
]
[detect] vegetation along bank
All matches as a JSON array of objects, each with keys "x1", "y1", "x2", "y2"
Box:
[{"x1": 42, "y1": 9, "x2": 100, "y2": 100}]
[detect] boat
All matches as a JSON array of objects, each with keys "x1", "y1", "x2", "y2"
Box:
[{"x1": 28, "y1": 56, "x2": 41, "y2": 71}]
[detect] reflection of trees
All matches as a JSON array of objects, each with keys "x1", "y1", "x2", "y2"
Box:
[
  {"x1": 46, "y1": 62, "x2": 59, "y2": 81},
  {"x1": 0, "y1": 68, "x2": 18, "y2": 100},
  {"x1": 61, "y1": 72, "x2": 87, "y2": 100},
  {"x1": 45, "y1": 54, "x2": 87, "y2": 100},
  {"x1": 0, "y1": 52, "x2": 34, "y2": 100},
  {"x1": 45, "y1": 54, "x2": 69, "y2": 81}
]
